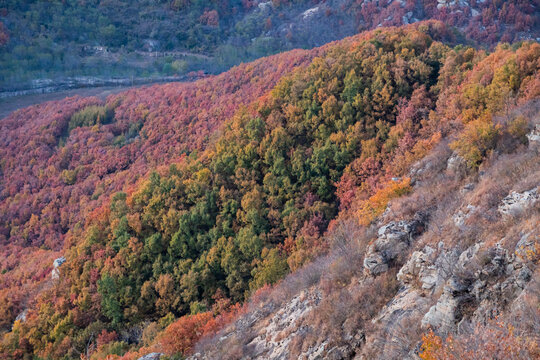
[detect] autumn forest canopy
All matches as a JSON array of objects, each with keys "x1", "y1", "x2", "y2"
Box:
[
  {"x1": 0, "y1": 0, "x2": 538, "y2": 93},
  {"x1": 0, "y1": 7, "x2": 539, "y2": 360}
]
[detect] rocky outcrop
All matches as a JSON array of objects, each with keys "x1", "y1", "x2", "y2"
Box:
[
  {"x1": 364, "y1": 215, "x2": 426, "y2": 275},
  {"x1": 498, "y1": 187, "x2": 539, "y2": 216},
  {"x1": 422, "y1": 235, "x2": 535, "y2": 334},
  {"x1": 245, "y1": 290, "x2": 321, "y2": 359},
  {"x1": 527, "y1": 123, "x2": 540, "y2": 150},
  {"x1": 137, "y1": 353, "x2": 162, "y2": 360},
  {"x1": 436, "y1": 0, "x2": 469, "y2": 10},
  {"x1": 15, "y1": 309, "x2": 28, "y2": 323},
  {"x1": 453, "y1": 204, "x2": 477, "y2": 228},
  {"x1": 446, "y1": 153, "x2": 467, "y2": 178},
  {"x1": 421, "y1": 276, "x2": 472, "y2": 334},
  {"x1": 191, "y1": 290, "x2": 323, "y2": 360},
  {"x1": 397, "y1": 244, "x2": 458, "y2": 293},
  {"x1": 51, "y1": 256, "x2": 66, "y2": 280}
]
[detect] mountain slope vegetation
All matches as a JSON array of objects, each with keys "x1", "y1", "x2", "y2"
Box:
[
  {"x1": 0, "y1": 21, "x2": 538, "y2": 360},
  {"x1": 0, "y1": 0, "x2": 538, "y2": 93},
  {"x1": 0, "y1": 47, "x2": 318, "y2": 337}
]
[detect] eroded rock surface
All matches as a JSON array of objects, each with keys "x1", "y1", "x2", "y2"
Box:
[
  {"x1": 364, "y1": 215, "x2": 426, "y2": 275},
  {"x1": 137, "y1": 353, "x2": 162, "y2": 360},
  {"x1": 498, "y1": 188, "x2": 539, "y2": 216}
]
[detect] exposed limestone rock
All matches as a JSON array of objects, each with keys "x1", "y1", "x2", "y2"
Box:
[
  {"x1": 364, "y1": 215, "x2": 426, "y2": 275},
  {"x1": 436, "y1": 0, "x2": 469, "y2": 10},
  {"x1": 409, "y1": 158, "x2": 434, "y2": 180},
  {"x1": 368, "y1": 288, "x2": 429, "y2": 358},
  {"x1": 244, "y1": 290, "x2": 322, "y2": 359},
  {"x1": 469, "y1": 239, "x2": 534, "y2": 324},
  {"x1": 422, "y1": 235, "x2": 536, "y2": 334},
  {"x1": 51, "y1": 256, "x2": 66, "y2": 280},
  {"x1": 15, "y1": 309, "x2": 28, "y2": 323},
  {"x1": 527, "y1": 123, "x2": 540, "y2": 150},
  {"x1": 397, "y1": 246, "x2": 436, "y2": 287},
  {"x1": 446, "y1": 153, "x2": 467, "y2": 178},
  {"x1": 302, "y1": 6, "x2": 320, "y2": 20},
  {"x1": 513, "y1": 231, "x2": 538, "y2": 264},
  {"x1": 456, "y1": 242, "x2": 481, "y2": 272},
  {"x1": 460, "y1": 182, "x2": 475, "y2": 194},
  {"x1": 421, "y1": 275, "x2": 471, "y2": 334},
  {"x1": 498, "y1": 187, "x2": 539, "y2": 216},
  {"x1": 397, "y1": 245, "x2": 458, "y2": 293},
  {"x1": 422, "y1": 243, "x2": 484, "y2": 333},
  {"x1": 137, "y1": 353, "x2": 162, "y2": 360}
]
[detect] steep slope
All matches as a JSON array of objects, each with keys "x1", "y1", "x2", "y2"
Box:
[
  {"x1": 0, "y1": 47, "x2": 318, "y2": 335},
  {"x1": 1, "y1": 0, "x2": 538, "y2": 93},
  {"x1": 0, "y1": 22, "x2": 451, "y2": 358},
  {"x1": 1, "y1": 21, "x2": 538, "y2": 360},
  {"x1": 0, "y1": 48, "x2": 317, "y2": 248},
  {"x1": 0, "y1": 22, "x2": 540, "y2": 359},
  {"x1": 185, "y1": 41, "x2": 540, "y2": 360}
]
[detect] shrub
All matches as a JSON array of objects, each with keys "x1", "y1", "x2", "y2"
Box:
[
  {"x1": 506, "y1": 115, "x2": 530, "y2": 144},
  {"x1": 160, "y1": 312, "x2": 214, "y2": 356},
  {"x1": 69, "y1": 105, "x2": 115, "y2": 132},
  {"x1": 450, "y1": 115, "x2": 500, "y2": 169},
  {"x1": 419, "y1": 321, "x2": 539, "y2": 360},
  {"x1": 357, "y1": 178, "x2": 412, "y2": 226}
]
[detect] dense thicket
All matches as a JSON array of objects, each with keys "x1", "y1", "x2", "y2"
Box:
[{"x1": 0, "y1": 47, "x2": 317, "y2": 339}]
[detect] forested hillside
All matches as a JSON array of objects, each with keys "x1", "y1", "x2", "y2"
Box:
[
  {"x1": 0, "y1": 0, "x2": 538, "y2": 93},
  {"x1": 0, "y1": 46, "x2": 318, "y2": 338},
  {"x1": 0, "y1": 20, "x2": 538, "y2": 360}
]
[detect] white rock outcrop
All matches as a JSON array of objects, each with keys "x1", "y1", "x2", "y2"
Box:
[
  {"x1": 245, "y1": 290, "x2": 321, "y2": 359},
  {"x1": 498, "y1": 188, "x2": 539, "y2": 216},
  {"x1": 51, "y1": 256, "x2": 66, "y2": 280},
  {"x1": 446, "y1": 152, "x2": 467, "y2": 177},
  {"x1": 137, "y1": 353, "x2": 162, "y2": 360},
  {"x1": 422, "y1": 235, "x2": 535, "y2": 334},
  {"x1": 453, "y1": 204, "x2": 477, "y2": 228},
  {"x1": 527, "y1": 123, "x2": 540, "y2": 150},
  {"x1": 364, "y1": 215, "x2": 426, "y2": 275}
]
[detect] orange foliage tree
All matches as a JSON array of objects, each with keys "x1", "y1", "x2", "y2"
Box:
[{"x1": 357, "y1": 178, "x2": 412, "y2": 226}]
